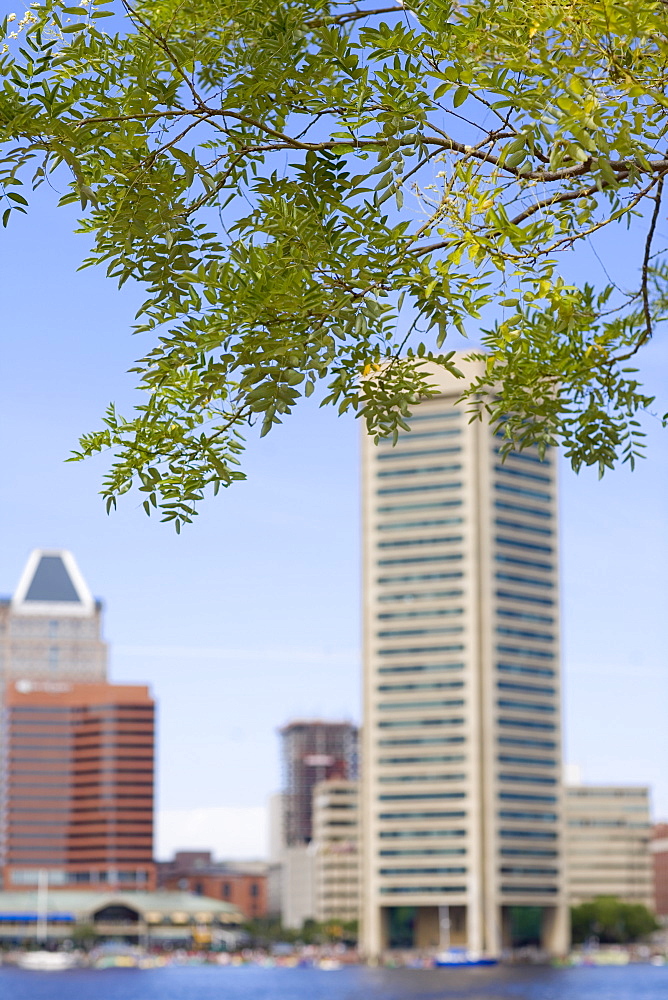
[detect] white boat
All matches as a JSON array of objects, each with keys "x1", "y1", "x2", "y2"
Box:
[{"x1": 17, "y1": 951, "x2": 79, "y2": 972}]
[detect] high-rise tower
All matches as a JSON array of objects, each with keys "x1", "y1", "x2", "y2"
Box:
[
  {"x1": 0, "y1": 550, "x2": 107, "y2": 684},
  {"x1": 360, "y1": 358, "x2": 567, "y2": 957}
]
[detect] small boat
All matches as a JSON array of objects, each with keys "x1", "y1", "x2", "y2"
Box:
[
  {"x1": 17, "y1": 951, "x2": 79, "y2": 972},
  {"x1": 434, "y1": 948, "x2": 498, "y2": 967}
]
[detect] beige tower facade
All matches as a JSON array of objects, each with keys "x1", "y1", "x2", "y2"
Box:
[
  {"x1": 313, "y1": 779, "x2": 360, "y2": 923},
  {"x1": 361, "y1": 359, "x2": 568, "y2": 958},
  {"x1": 565, "y1": 785, "x2": 653, "y2": 908}
]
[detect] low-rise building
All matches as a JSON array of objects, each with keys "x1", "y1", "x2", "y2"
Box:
[
  {"x1": 565, "y1": 785, "x2": 653, "y2": 908},
  {"x1": 156, "y1": 852, "x2": 267, "y2": 920},
  {"x1": 0, "y1": 889, "x2": 241, "y2": 946},
  {"x1": 312, "y1": 779, "x2": 360, "y2": 924}
]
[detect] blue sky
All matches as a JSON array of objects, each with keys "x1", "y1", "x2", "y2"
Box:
[{"x1": 1, "y1": 179, "x2": 667, "y2": 858}]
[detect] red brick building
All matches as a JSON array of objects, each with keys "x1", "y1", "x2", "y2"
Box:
[
  {"x1": 1, "y1": 680, "x2": 155, "y2": 890},
  {"x1": 157, "y1": 852, "x2": 267, "y2": 920},
  {"x1": 652, "y1": 823, "x2": 668, "y2": 917}
]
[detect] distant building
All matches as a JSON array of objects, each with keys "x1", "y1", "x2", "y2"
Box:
[
  {"x1": 1, "y1": 680, "x2": 156, "y2": 891},
  {"x1": 0, "y1": 889, "x2": 241, "y2": 946},
  {"x1": 0, "y1": 549, "x2": 108, "y2": 684},
  {"x1": 313, "y1": 779, "x2": 360, "y2": 924},
  {"x1": 361, "y1": 359, "x2": 567, "y2": 957},
  {"x1": 278, "y1": 720, "x2": 358, "y2": 928},
  {"x1": 651, "y1": 824, "x2": 668, "y2": 917},
  {"x1": 157, "y1": 852, "x2": 267, "y2": 920},
  {"x1": 280, "y1": 721, "x2": 358, "y2": 846},
  {"x1": 565, "y1": 785, "x2": 653, "y2": 908}
]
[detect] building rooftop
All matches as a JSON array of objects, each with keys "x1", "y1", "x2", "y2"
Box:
[{"x1": 0, "y1": 890, "x2": 241, "y2": 923}]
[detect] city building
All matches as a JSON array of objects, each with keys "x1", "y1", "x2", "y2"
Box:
[
  {"x1": 157, "y1": 852, "x2": 267, "y2": 920},
  {"x1": 361, "y1": 357, "x2": 567, "y2": 958},
  {"x1": 565, "y1": 785, "x2": 653, "y2": 908},
  {"x1": 0, "y1": 550, "x2": 108, "y2": 685},
  {"x1": 313, "y1": 779, "x2": 360, "y2": 924},
  {"x1": 278, "y1": 720, "x2": 358, "y2": 928},
  {"x1": 1, "y1": 679, "x2": 155, "y2": 891},
  {"x1": 651, "y1": 824, "x2": 668, "y2": 918},
  {"x1": 0, "y1": 889, "x2": 241, "y2": 946},
  {"x1": 280, "y1": 720, "x2": 358, "y2": 846}
]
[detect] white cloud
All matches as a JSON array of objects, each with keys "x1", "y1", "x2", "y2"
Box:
[{"x1": 157, "y1": 806, "x2": 268, "y2": 861}]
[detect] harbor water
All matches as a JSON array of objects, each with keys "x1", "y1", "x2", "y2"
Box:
[{"x1": 1, "y1": 964, "x2": 667, "y2": 1000}]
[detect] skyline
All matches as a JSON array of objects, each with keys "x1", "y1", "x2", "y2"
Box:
[{"x1": 1, "y1": 189, "x2": 667, "y2": 859}]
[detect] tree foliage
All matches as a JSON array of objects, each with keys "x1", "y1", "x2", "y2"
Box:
[
  {"x1": 1, "y1": 0, "x2": 667, "y2": 526},
  {"x1": 571, "y1": 896, "x2": 659, "y2": 944}
]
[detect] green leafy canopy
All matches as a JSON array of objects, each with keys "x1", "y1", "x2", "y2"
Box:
[{"x1": 1, "y1": 0, "x2": 667, "y2": 528}]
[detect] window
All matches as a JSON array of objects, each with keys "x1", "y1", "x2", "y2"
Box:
[
  {"x1": 499, "y1": 829, "x2": 558, "y2": 840},
  {"x1": 500, "y1": 885, "x2": 558, "y2": 894},
  {"x1": 378, "y1": 518, "x2": 463, "y2": 531},
  {"x1": 378, "y1": 428, "x2": 461, "y2": 445},
  {"x1": 493, "y1": 448, "x2": 548, "y2": 466},
  {"x1": 377, "y1": 483, "x2": 462, "y2": 497},
  {"x1": 498, "y1": 719, "x2": 556, "y2": 731},
  {"x1": 378, "y1": 644, "x2": 465, "y2": 656},
  {"x1": 498, "y1": 736, "x2": 556, "y2": 750},
  {"x1": 378, "y1": 681, "x2": 464, "y2": 693},
  {"x1": 379, "y1": 792, "x2": 466, "y2": 802},
  {"x1": 378, "y1": 572, "x2": 463, "y2": 585},
  {"x1": 497, "y1": 681, "x2": 555, "y2": 696},
  {"x1": 378, "y1": 663, "x2": 465, "y2": 675},
  {"x1": 378, "y1": 535, "x2": 463, "y2": 549},
  {"x1": 496, "y1": 627, "x2": 554, "y2": 642},
  {"x1": 379, "y1": 754, "x2": 465, "y2": 765},
  {"x1": 495, "y1": 573, "x2": 554, "y2": 589},
  {"x1": 250, "y1": 883, "x2": 259, "y2": 897},
  {"x1": 496, "y1": 591, "x2": 555, "y2": 607},
  {"x1": 498, "y1": 699, "x2": 555, "y2": 714},
  {"x1": 497, "y1": 663, "x2": 555, "y2": 678},
  {"x1": 499, "y1": 811, "x2": 557, "y2": 822},
  {"x1": 378, "y1": 718, "x2": 465, "y2": 728},
  {"x1": 380, "y1": 885, "x2": 467, "y2": 894},
  {"x1": 495, "y1": 519, "x2": 553, "y2": 537},
  {"x1": 403, "y1": 411, "x2": 461, "y2": 424},
  {"x1": 378, "y1": 590, "x2": 463, "y2": 603},
  {"x1": 379, "y1": 866, "x2": 467, "y2": 876},
  {"x1": 495, "y1": 465, "x2": 551, "y2": 484},
  {"x1": 378, "y1": 736, "x2": 466, "y2": 747},
  {"x1": 378, "y1": 554, "x2": 463, "y2": 567},
  {"x1": 495, "y1": 500, "x2": 551, "y2": 519},
  {"x1": 380, "y1": 848, "x2": 467, "y2": 857},
  {"x1": 497, "y1": 609, "x2": 554, "y2": 624},
  {"x1": 498, "y1": 754, "x2": 556, "y2": 768},
  {"x1": 377, "y1": 500, "x2": 462, "y2": 514},
  {"x1": 377, "y1": 626, "x2": 463, "y2": 639},
  {"x1": 377, "y1": 447, "x2": 461, "y2": 461},
  {"x1": 495, "y1": 484, "x2": 551, "y2": 502},
  {"x1": 379, "y1": 810, "x2": 466, "y2": 821},
  {"x1": 499, "y1": 792, "x2": 557, "y2": 803},
  {"x1": 377, "y1": 698, "x2": 464, "y2": 712},
  {"x1": 501, "y1": 848, "x2": 558, "y2": 858},
  {"x1": 378, "y1": 464, "x2": 462, "y2": 479},
  {"x1": 379, "y1": 829, "x2": 466, "y2": 839},
  {"x1": 498, "y1": 773, "x2": 557, "y2": 785},
  {"x1": 378, "y1": 609, "x2": 463, "y2": 621},
  {"x1": 496, "y1": 555, "x2": 552, "y2": 572},
  {"x1": 222, "y1": 883, "x2": 231, "y2": 898},
  {"x1": 496, "y1": 646, "x2": 555, "y2": 660},
  {"x1": 496, "y1": 537, "x2": 553, "y2": 554}
]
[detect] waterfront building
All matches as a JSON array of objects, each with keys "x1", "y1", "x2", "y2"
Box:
[
  {"x1": 652, "y1": 824, "x2": 668, "y2": 918},
  {"x1": 565, "y1": 785, "x2": 653, "y2": 908},
  {"x1": 361, "y1": 357, "x2": 567, "y2": 957},
  {"x1": 313, "y1": 778, "x2": 360, "y2": 924},
  {"x1": 157, "y1": 851, "x2": 267, "y2": 920},
  {"x1": 0, "y1": 550, "x2": 108, "y2": 685},
  {"x1": 0, "y1": 889, "x2": 241, "y2": 946},
  {"x1": 1, "y1": 679, "x2": 155, "y2": 890}
]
